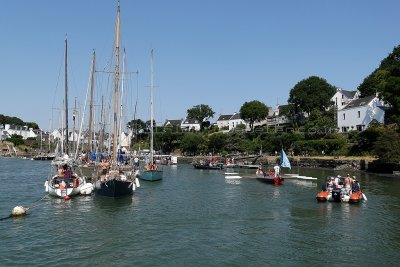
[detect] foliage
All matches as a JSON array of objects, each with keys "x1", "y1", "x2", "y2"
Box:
[
  {"x1": 357, "y1": 45, "x2": 400, "y2": 124},
  {"x1": 187, "y1": 104, "x2": 215, "y2": 131},
  {"x1": 349, "y1": 124, "x2": 385, "y2": 155},
  {"x1": 127, "y1": 119, "x2": 146, "y2": 133},
  {"x1": 208, "y1": 133, "x2": 226, "y2": 154},
  {"x1": 180, "y1": 133, "x2": 206, "y2": 155},
  {"x1": 6, "y1": 134, "x2": 24, "y2": 146},
  {"x1": 288, "y1": 76, "x2": 336, "y2": 115},
  {"x1": 373, "y1": 128, "x2": 400, "y2": 163},
  {"x1": 292, "y1": 139, "x2": 347, "y2": 156},
  {"x1": 0, "y1": 114, "x2": 39, "y2": 129},
  {"x1": 239, "y1": 100, "x2": 269, "y2": 131},
  {"x1": 304, "y1": 108, "x2": 336, "y2": 132}
]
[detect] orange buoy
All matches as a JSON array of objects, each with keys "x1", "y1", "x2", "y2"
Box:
[{"x1": 64, "y1": 196, "x2": 71, "y2": 201}]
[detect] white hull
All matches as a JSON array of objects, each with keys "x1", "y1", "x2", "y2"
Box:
[{"x1": 45, "y1": 175, "x2": 93, "y2": 198}]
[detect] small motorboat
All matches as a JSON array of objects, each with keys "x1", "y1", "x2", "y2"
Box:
[
  {"x1": 255, "y1": 169, "x2": 284, "y2": 185},
  {"x1": 316, "y1": 176, "x2": 366, "y2": 203}
]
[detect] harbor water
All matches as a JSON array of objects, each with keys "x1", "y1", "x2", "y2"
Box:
[{"x1": 1, "y1": 157, "x2": 400, "y2": 266}]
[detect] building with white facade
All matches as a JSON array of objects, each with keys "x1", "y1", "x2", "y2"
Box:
[
  {"x1": 337, "y1": 95, "x2": 386, "y2": 132},
  {"x1": 0, "y1": 124, "x2": 37, "y2": 140},
  {"x1": 181, "y1": 118, "x2": 201, "y2": 131},
  {"x1": 331, "y1": 88, "x2": 359, "y2": 110}
]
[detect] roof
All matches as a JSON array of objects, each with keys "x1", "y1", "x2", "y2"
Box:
[
  {"x1": 217, "y1": 115, "x2": 233, "y2": 121},
  {"x1": 341, "y1": 89, "x2": 358, "y2": 99},
  {"x1": 164, "y1": 120, "x2": 182, "y2": 127},
  {"x1": 341, "y1": 95, "x2": 376, "y2": 110},
  {"x1": 230, "y1": 113, "x2": 242, "y2": 120},
  {"x1": 182, "y1": 118, "x2": 200, "y2": 124}
]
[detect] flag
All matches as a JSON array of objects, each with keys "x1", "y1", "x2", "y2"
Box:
[
  {"x1": 280, "y1": 148, "x2": 291, "y2": 169},
  {"x1": 146, "y1": 124, "x2": 152, "y2": 132}
]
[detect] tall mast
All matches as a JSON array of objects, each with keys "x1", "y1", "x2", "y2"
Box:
[
  {"x1": 99, "y1": 95, "x2": 104, "y2": 153},
  {"x1": 73, "y1": 97, "x2": 77, "y2": 153},
  {"x1": 150, "y1": 49, "x2": 154, "y2": 164},
  {"x1": 65, "y1": 36, "x2": 69, "y2": 155},
  {"x1": 118, "y1": 48, "x2": 126, "y2": 148},
  {"x1": 113, "y1": 0, "x2": 121, "y2": 162},
  {"x1": 88, "y1": 50, "x2": 96, "y2": 154}
]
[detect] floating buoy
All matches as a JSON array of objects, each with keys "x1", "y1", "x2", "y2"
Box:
[
  {"x1": 64, "y1": 196, "x2": 71, "y2": 201},
  {"x1": 11, "y1": 206, "x2": 27, "y2": 217}
]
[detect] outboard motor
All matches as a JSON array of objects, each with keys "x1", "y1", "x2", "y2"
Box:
[{"x1": 331, "y1": 188, "x2": 342, "y2": 202}]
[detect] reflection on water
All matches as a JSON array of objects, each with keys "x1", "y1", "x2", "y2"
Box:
[{"x1": 1, "y1": 159, "x2": 400, "y2": 265}]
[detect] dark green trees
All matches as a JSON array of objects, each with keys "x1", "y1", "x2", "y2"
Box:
[
  {"x1": 288, "y1": 76, "x2": 336, "y2": 116},
  {"x1": 187, "y1": 104, "x2": 215, "y2": 131},
  {"x1": 239, "y1": 100, "x2": 269, "y2": 131}
]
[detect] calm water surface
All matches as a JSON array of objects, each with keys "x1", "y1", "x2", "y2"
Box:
[{"x1": 1, "y1": 157, "x2": 400, "y2": 266}]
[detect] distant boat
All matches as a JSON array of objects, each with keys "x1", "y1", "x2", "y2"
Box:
[{"x1": 137, "y1": 50, "x2": 163, "y2": 181}]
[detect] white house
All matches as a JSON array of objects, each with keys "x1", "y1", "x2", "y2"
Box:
[
  {"x1": 337, "y1": 95, "x2": 386, "y2": 132},
  {"x1": 216, "y1": 115, "x2": 232, "y2": 129},
  {"x1": 0, "y1": 124, "x2": 37, "y2": 140},
  {"x1": 228, "y1": 113, "x2": 247, "y2": 131},
  {"x1": 180, "y1": 118, "x2": 201, "y2": 131},
  {"x1": 331, "y1": 88, "x2": 359, "y2": 110},
  {"x1": 163, "y1": 119, "x2": 182, "y2": 128}
]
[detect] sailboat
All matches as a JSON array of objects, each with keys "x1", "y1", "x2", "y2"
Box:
[
  {"x1": 137, "y1": 49, "x2": 163, "y2": 181},
  {"x1": 256, "y1": 148, "x2": 290, "y2": 185},
  {"x1": 94, "y1": 0, "x2": 138, "y2": 197},
  {"x1": 45, "y1": 36, "x2": 92, "y2": 198}
]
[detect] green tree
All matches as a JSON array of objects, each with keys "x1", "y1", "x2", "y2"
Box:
[
  {"x1": 180, "y1": 133, "x2": 206, "y2": 155},
  {"x1": 187, "y1": 104, "x2": 215, "y2": 131},
  {"x1": 239, "y1": 100, "x2": 269, "y2": 131},
  {"x1": 304, "y1": 108, "x2": 336, "y2": 132},
  {"x1": 208, "y1": 133, "x2": 226, "y2": 154},
  {"x1": 373, "y1": 128, "x2": 400, "y2": 163},
  {"x1": 357, "y1": 45, "x2": 400, "y2": 124},
  {"x1": 6, "y1": 134, "x2": 24, "y2": 146},
  {"x1": 288, "y1": 76, "x2": 336, "y2": 116}
]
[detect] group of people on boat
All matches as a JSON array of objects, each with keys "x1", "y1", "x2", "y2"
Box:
[
  {"x1": 322, "y1": 174, "x2": 361, "y2": 195},
  {"x1": 256, "y1": 165, "x2": 280, "y2": 178},
  {"x1": 54, "y1": 164, "x2": 78, "y2": 188}
]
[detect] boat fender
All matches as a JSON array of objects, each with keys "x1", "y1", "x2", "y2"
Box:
[
  {"x1": 362, "y1": 193, "x2": 367, "y2": 201},
  {"x1": 73, "y1": 179, "x2": 79, "y2": 188},
  {"x1": 44, "y1": 181, "x2": 49, "y2": 192},
  {"x1": 11, "y1": 206, "x2": 27, "y2": 217},
  {"x1": 135, "y1": 178, "x2": 140, "y2": 188},
  {"x1": 64, "y1": 196, "x2": 71, "y2": 201}
]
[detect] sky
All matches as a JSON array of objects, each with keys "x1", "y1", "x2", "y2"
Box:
[{"x1": 0, "y1": 0, "x2": 399, "y2": 131}]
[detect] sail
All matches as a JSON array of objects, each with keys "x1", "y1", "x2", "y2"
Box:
[{"x1": 280, "y1": 148, "x2": 291, "y2": 169}]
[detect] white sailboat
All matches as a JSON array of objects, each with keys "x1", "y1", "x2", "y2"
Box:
[{"x1": 45, "y1": 37, "x2": 92, "y2": 198}]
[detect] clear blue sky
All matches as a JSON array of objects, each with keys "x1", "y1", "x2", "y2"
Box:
[{"x1": 1, "y1": 0, "x2": 399, "y2": 130}]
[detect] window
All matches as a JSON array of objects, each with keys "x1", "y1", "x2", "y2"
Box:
[
  {"x1": 343, "y1": 113, "x2": 346, "y2": 120},
  {"x1": 358, "y1": 111, "x2": 361, "y2": 118}
]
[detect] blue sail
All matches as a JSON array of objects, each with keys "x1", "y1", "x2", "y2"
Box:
[{"x1": 280, "y1": 148, "x2": 291, "y2": 169}]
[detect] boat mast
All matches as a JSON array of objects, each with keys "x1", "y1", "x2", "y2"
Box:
[
  {"x1": 73, "y1": 97, "x2": 76, "y2": 153},
  {"x1": 118, "y1": 48, "x2": 126, "y2": 149},
  {"x1": 65, "y1": 36, "x2": 69, "y2": 155},
  {"x1": 88, "y1": 50, "x2": 96, "y2": 155},
  {"x1": 150, "y1": 49, "x2": 154, "y2": 165},
  {"x1": 99, "y1": 96, "x2": 104, "y2": 153},
  {"x1": 112, "y1": 0, "x2": 121, "y2": 163}
]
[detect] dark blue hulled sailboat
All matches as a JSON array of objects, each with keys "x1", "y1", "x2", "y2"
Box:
[{"x1": 94, "y1": 0, "x2": 138, "y2": 197}]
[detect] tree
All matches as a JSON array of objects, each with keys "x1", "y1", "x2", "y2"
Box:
[
  {"x1": 127, "y1": 119, "x2": 146, "y2": 134},
  {"x1": 357, "y1": 45, "x2": 400, "y2": 124},
  {"x1": 239, "y1": 100, "x2": 269, "y2": 131},
  {"x1": 208, "y1": 133, "x2": 226, "y2": 154},
  {"x1": 373, "y1": 128, "x2": 400, "y2": 163},
  {"x1": 180, "y1": 133, "x2": 206, "y2": 155},
  {"x1": 288, "y1": 76, "x2": 336, "y2": 116},
  {"x1": 6, "y1": 134, "x2": 24, "y2": 146},
  {"x1": 187, "y1": 104, "x2": 215, "y2": 131}
]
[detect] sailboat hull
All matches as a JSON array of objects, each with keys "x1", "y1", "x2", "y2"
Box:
[
  {"x1": 138, "y1": 170, "x2": 163, "y2": 181},
  {"x1": 95, "y1": 179, "x2": 133, "y2": 197}
]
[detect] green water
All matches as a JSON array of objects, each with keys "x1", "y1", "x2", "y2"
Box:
[{"x1": 0, "y1": 158, "x2": 399, "y2": 266}]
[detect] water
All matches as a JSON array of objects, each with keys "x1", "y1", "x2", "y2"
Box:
[{"x1": 1, "y1": 158, "x2": 400, "y2": 266}]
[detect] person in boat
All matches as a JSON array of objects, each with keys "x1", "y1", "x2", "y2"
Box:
[
  {"x1": 352, "y1": 177, "x2": 360, "y2": 192},
  {"x1": 57, "y1": 164, "x2": 64, "y2": 177},
  {"x1": 100, "y1": 159, "x2": 110, "y2": 175},
  {"x1": 343, "y1": 174, "x2": 352, "y2": 194},
  {"x1": 273, "y1": 165, "x2": 280, "y2": 178}
]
